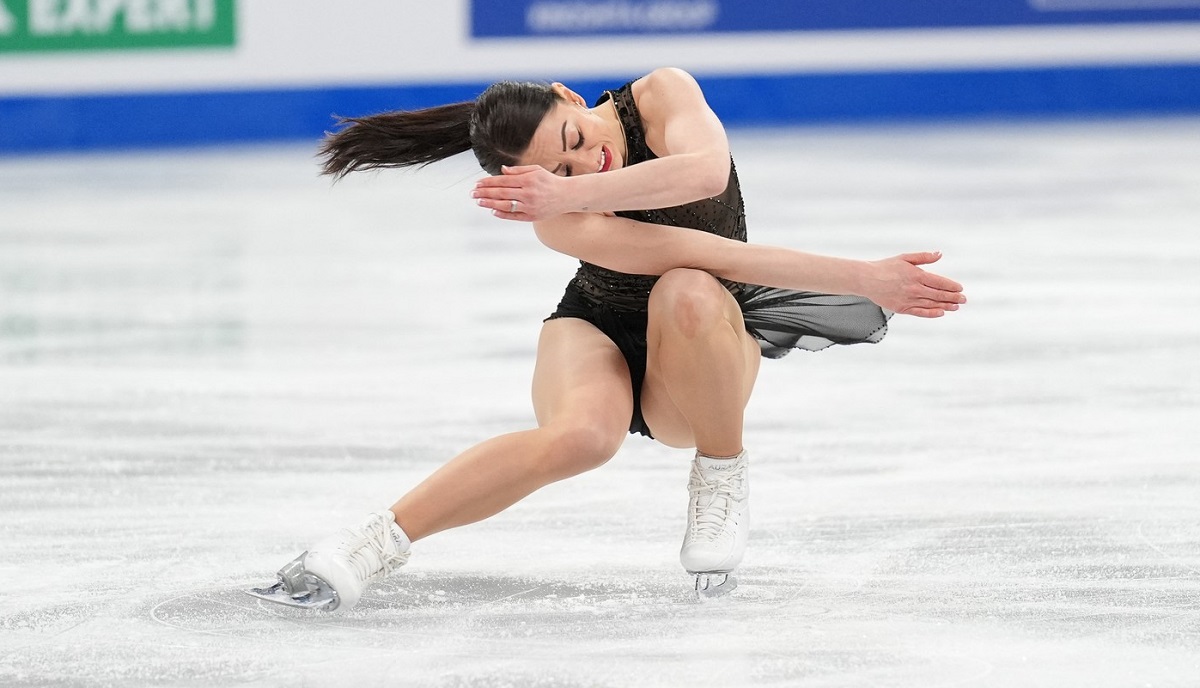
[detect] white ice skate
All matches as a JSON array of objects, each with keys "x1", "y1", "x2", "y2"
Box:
[
  {"x1": 680, "y1": 451, "x2": 749, "y2": 600},
  {"x1": 246, "y1": 511, "x2": 411, "y2": 612}
]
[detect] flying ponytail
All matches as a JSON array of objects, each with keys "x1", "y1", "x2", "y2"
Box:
[
  {"x1": 319, "y1": 81, "x2": 562, "y2": 179},
  {"x1": 319, "y1": 101, "x2": 474, "y2": 179}
]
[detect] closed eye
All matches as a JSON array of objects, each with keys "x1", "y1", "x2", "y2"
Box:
[
  {"x1": 557, "y1": 127, "x2": 584, "y2": 176},
  {"x1": 563, "y1": 130, "x2": 584, "y2": 176}
]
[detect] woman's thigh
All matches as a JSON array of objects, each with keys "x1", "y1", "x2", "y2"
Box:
[{"x1": 532, "y1": 317, "x2": 635, "y2": 441}]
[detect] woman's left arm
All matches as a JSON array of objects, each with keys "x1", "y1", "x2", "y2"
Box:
[
  {"x1": 476, "y1": 68, "x2": 732, "y2": 220},
  {"x1": 532, "y1": 212, "x2": 966, "y2": 318}
]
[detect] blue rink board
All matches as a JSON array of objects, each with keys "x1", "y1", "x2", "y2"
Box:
[
  {"x1": 471, "y1": 0, "x2": 1200, "y2": 37},
  {"x1": 2, "y1": 64, "x2": 1200, "y2": 154}
]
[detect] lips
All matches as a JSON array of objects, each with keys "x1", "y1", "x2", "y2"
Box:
[{"x1": 599, "y1": 145, "x2": 613, "y2": 173}]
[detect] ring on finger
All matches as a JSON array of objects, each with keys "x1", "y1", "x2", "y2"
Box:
[{"x1": 509, "y1": 200, "x2": 518, "y2": 213}]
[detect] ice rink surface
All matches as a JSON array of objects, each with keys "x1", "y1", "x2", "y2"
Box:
[{"x1": 1, "y1": 118, "x2": 1199, "y2": 687}]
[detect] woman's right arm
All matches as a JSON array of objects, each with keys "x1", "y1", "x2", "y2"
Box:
[
  {"x1": 475, "y1": 68, "x2": 733, "y2": 221},
  {"x1": 533, "y1": 213, "x2": 965, "y2": 318}
]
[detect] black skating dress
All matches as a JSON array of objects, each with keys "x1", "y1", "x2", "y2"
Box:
[{"x1": 547, "y1": 81, "x2": 890, "y2": 438}]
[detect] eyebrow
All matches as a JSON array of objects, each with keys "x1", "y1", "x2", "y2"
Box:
[{"x1": 550, "y1": 119, "x2": 568, "y2": 175}]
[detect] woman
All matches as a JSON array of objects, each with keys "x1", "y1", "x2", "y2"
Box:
[{"x1": 248, "y1": 68, "x2": 965, "y2": 611}]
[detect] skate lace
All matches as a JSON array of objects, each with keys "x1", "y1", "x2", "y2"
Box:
[
  {"x1": 341, "y1": 516, "x2": 410, "y2": 584},
  {"x1": 688, "y1": 464, "x2": 746, "y2": 541}
]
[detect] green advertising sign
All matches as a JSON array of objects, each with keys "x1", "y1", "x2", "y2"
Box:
[{"x1": 0, "y1": 0, "x2": 235, "y2": 53}]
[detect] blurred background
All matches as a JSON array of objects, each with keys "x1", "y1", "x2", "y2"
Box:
[{"x1": 2, "y1": 0, "x2": 1199, "y2": 153}]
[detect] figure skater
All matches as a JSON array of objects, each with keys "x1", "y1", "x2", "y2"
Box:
[{"x1": 248, "y1": 68, "x2": 965, "y2": 610}]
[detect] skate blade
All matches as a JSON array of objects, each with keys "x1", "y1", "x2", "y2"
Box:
[
  {"x1": 245, "y1": 551, "x2": 340, "y2": 611},
  {"x1": 693, "y1": 572, "x2": 738, "y2": 600},
  {"x1": 245, "y1": 579, "x2": 338, "y2": 611}
]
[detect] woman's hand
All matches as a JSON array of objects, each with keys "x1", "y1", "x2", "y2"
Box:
[
  {"x1": 861, "y1": 252, "x2": 966, "y2": 318},
  {"x1": 472, "y1": 165, "x2": 572, "y2": 222}
]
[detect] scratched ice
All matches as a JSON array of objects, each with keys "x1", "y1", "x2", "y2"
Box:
[{"x1": 1, "y1": 119, "x2": 1199, "y2": 687}]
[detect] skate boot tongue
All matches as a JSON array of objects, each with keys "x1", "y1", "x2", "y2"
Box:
[
  {"x1": 690, "y1": 464, "x2": 745, "y2": 539},
  {"x1": 343, "y1": 514, "x2": 411, "y2": 581}
]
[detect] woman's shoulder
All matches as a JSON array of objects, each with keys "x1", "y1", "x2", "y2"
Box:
[
  {"x1": 630, "y1": 68, "x2": 709, "y2": 121},
  {"x1": 631, "y1": 68, "x2": 703, "y2": 100}
]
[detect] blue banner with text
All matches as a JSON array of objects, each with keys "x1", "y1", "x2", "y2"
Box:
[{"x1": 470, "y1": 0, "x2": 1200, "y2": 37}]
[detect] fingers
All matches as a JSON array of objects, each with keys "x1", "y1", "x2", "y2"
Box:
[
  {"x1": 474, "y1": 166, "x2": 541, "y2": 187},
  {"x1": 474, "y1": 167, "x2": 540, "y2": 190},
  {"x1": 900, "y1": 307, "x2": 947, "y2": 318},
  {"x1": 487, "y1": 209, "x2": 529, "y2": 222},
  {"x1": 907, "y1": 286, "x2": 965, "y2": 315},
  {"x1": 501, "y1": 164, "x2": 542, "y2": 175},
  {"x1": 476, "y1": 198, "x2": 515, "y2": 213},
  {"x1": 902, "y1": 296, "x2": 958, "y2": 312},
  {"x1": 474, "y1": 175, "x2": 526, "y2": 189},
  {"x1": 484, "y1": 206, "x2": 532, "y2": 222},
  {"x1": 472, "y1": 167, "x2": 538, "y2": 214},
  {"x1": 477, "y1": 198, "x2": 534, "y2": 219},
  {"x1": 918, "y1": 283, "x2": 967, "y2": 305},
  {"x1": 923, "y1": 301, "x2": 959, "y2": 312},
  {"x1": 900, "y1": 291, "x2": 965, "y2": 318},
  {"x1": 903, "y1": 252, "x2": 967, "y2": 306},
  {"x1": 920, "y1": 271, "x2": 964, "y2": 294},
  {"x1": 472, "y1": 182, "x2": 526, "y2": 214},
  {"x1": 472, "y1": 166, "x2": 559, "y2": 219},
  {"x1": 896, "y1": 251, "x2": 966, "y2": 295},
  {"x1": 900, "y1": 251, "x2": 942, "y2": 267}
]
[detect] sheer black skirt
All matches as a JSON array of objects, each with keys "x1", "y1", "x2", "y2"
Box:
[
  {"x1": 546, "y1": 278, "x2": 890, "y2": 438},
  {"x1": 733, "y1": 284, "x2": 891, "y2": 358}
]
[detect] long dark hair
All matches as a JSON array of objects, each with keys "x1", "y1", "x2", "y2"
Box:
[{"x1": 319, "y1": 81, "x2": 561, "y2": 178}]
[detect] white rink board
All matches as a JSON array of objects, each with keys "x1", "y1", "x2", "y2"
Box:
[
  {"x1": 1, "y1": 118, "x2": 1199, "y2": 686},
  {"x1": 1, "y1": 1, "x2": 1199, "y2": 96}
]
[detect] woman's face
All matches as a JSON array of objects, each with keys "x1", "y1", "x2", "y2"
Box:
[{"x1": 518, "y1": 84, "x2": 624, "y2": 177}]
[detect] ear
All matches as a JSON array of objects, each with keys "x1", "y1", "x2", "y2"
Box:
[{"x1": 550, "y1": 82, "x2": 586, "y2": 107}]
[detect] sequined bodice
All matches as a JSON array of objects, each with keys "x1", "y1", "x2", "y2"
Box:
[{"x1": 570, "y1": 82, "x2": 747, "y2": 312}]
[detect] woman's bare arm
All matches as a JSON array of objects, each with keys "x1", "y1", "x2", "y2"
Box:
[
  {"x1": 475, "y1": 68, "x2": 732, "y2": 220},
  {"x1": 533, "y1": 213, "x2": 966, "y2": 318}
]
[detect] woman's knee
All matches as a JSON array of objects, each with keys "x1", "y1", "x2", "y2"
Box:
[
  {"x1": 648, "y1": 268, "x2": 729, "y2": 338},
  {"x1": 539, "y1": 422, "x2": 624, "y2": 477}
]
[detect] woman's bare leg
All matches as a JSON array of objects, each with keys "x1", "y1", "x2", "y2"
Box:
[
  {"x1": 640, "y1": 268, "x2": 762, "y2": 455},
  {"x1": 640, "y1": 269, "x2": 759, "y2": 588},
  {"x1": 390, "y1": 318, "x2": 633, "y2": 542}
]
